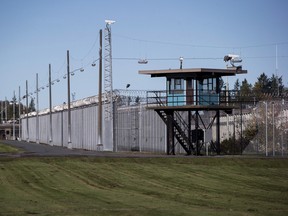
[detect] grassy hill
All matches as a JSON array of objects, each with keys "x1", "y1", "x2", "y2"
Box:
[{"x1": 0, "y1": 156, "x2": 288, "y2": 216}]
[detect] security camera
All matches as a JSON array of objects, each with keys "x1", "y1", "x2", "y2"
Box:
[
  {"x1": 224, "y1": 54, "x2": 242, "y2": 62},
  {"x1": 224, "y1": 54, "x2": 242, "y2": 67}
]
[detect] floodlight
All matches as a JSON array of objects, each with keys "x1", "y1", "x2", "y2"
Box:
[
  {"x1": 179, "y1": 56, "x2": 184, "y2": 69},
  {"x1": 105, "y1": 20, "x2": 116, "y2": 25},
  {"x1": 138, "y1": 59, "x2": 148, "y2": 64}
]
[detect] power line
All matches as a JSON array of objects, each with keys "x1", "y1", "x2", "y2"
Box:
[
  {"x1": 80, "y1": 34, "x2": 99, "y2": 61},
  {"x1": 113, "y1": 55, "x2": 288, "y2": 61},
  {"x1": 115, "y1": 34, "x2": 288, "y2": 50},
  {"x1": 114, "y1": 34, "x2": 232, "y2": 49},
  {"x1": 69, "y1": 34, "x2": 99, "y2": 62}
]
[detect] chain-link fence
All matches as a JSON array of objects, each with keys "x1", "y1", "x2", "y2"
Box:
[{"x1": 242, "y1": 100, "x2": 288, "y2": 156}]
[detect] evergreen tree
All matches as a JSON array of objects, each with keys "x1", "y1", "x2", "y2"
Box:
[
  {"x1": 234, "y1": 79, "x2": 240, "y2": 91},
  {"x1": 253, "y1": 72, "x2": 284, "y2": 96},
  {"x1": 255, "y1": 73, "x2": 269, "y2": 93},
  {"x1": 269, "y1": 74, "x2": 284, "y2": 95},
  {"x1": 29, "y1": 98, "x2": 36, "y2": 112},
  {"x1": 240, "y1": 79, "x2": 252, "y2": 95}
]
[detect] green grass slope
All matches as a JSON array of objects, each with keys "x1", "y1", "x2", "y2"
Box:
[
  {"x1": 0, "y1": 143, "x2": 22, "y2": 153},
  {"x1": 0, "y1": 157, "x2": 287, "y2": 216}
]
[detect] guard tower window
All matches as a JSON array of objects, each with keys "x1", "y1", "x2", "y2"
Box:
[
  {"x1": 168, "y1": 78, "x2": 184, "y2": 93},
  {"x1": 174, "y1": 79, "x2": 183, "y2": 90}
]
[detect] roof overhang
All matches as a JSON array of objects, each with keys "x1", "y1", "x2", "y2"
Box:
[{"x1": 139, "y1": 67, "x2": 247, "y2": 78}]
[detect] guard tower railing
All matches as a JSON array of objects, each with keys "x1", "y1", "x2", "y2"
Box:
[{"x1": 146, "y1": 90, "x2": 240, "y2": 107}]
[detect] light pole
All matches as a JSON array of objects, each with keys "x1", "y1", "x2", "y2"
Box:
[
  {"x1": 67, "y1": 50, "x2": 72, "y2": 148},
  {"x1": 264, "y1": 101, "x2": 268, "y2": 157},
  {"x1": 66, "y1": 50, "x2": 84, "y2": 149},
  {"x1": 179, "y1": 57, "x2": 184, "y2": 69},
  {"x1": 5, "y1": 97, "x2": 7, "y2": 123},
  {"x1": 0, "y1": 100, "x2": 2, "y2": 124},
  {"x1": 281, "y1": 99, "x2": 284, "y2": 156},
  {"x1": 12, "y1": 91, "x2": 16, "y2": 140},
  {"x1": 49, "y1": 64, "x2": 53, "y2": 144},
  {"x1": 98, "y1": 29, "x2": 103, "y2": 146},
  {"x1": 36, "y1": 73, "x2": 39, "y2": 144},
  {"x1": 26, "y1": 80, "x2": 29, "y2": 142},
  {"x1": 18, "y1": 86, "x2": 21, "y2": 141},
  {"x1": 272, "y1": 102, "x2": 275, "y2": 156}
]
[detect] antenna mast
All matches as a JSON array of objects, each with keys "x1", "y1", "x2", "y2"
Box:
[
  {"x1": 276, "y1": 44, "x2": 279, "y2": 96},
  {"x1": 104, "y1": 20, "x2": 115, "y2": 120}
]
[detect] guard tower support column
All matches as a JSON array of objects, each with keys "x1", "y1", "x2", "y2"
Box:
[
  {"x1": 216, "y1": 110, "x2": 220, "y2": 155},
  {"x1": 166, "y1": 110, "x2": 175, "y2": 155},
  {"x1": 195, "y1": 110, "x2": 200, "y2": 155}
]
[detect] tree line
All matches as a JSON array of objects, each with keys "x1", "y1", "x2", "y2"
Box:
[
  {"x1": 0, "y1": 97, "x2": 36, "y2": 123},
  {"x1": 233, "y1": 72, "x2": 287, "y2": 97}
]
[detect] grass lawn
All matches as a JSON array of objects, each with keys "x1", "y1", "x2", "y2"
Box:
[
  {"x1": 0, "y1": 142, "x2": 22, "y2": 153},
  {"x1": 0, "y1": 156, "x2": 287, "y2": 216}
]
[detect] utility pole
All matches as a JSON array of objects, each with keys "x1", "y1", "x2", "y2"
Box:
[
  {"x1": 276, "y1": 44, "x2": 279, "y2": 96},
  {"x1": 281, "y1": 99, "x2": 284, "y2": 156},
  {"x1": 265, "y1": 101, "x2": 268, "y2": 156},
  {"x1": 36, "y1": 73, "x2": 39, "y2": 144},
  {"x1": 67, "y1": 50, "x2": 72, "y2": 148},
  {"x1": 18, "y1": 86, "x2": 21, "y2": 141},
  {"x1": 272, "y1": 102, "x2": 275, "y2": 156},
  {"x1": 98, "y1": 29, "x2": 103, "y2": 145},
  {"x1": 5, "y1": 97, "x2": 7, "y2": 123},
  {"x1": 226, "y1": 76, "x2": 229, "y2": 140},
  {"x1": 0, "y1": 100, "x2": 2, "y2": 124},
  {"x1": 26, "y1": 80, "x2": 29, "y2": 142},
  {"x1": 49, "y1": 64, "x2": 53, "y2": 144},
  {"x1": 12, "y1": 91, "x2": 15, "y2": 140}
]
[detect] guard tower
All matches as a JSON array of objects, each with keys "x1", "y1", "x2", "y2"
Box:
[{"x1": 139, "y1": 67, "x2": 247, "y2": 155}]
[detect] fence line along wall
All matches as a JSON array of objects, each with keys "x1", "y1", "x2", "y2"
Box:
[
  {"x1": 21, "y1": 102, "x2": 168, "y2": 153},
  {"x1": 21, "y1": 104, "x2": 110, "y2": 151},
  {"x1": 20, "y1": 95, "x2": 288, "y2": 155}
]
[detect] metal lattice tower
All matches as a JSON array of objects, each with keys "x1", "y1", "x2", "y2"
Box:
[{"x1": 104, "y1": 20, "x2": 115, "y2": 120}]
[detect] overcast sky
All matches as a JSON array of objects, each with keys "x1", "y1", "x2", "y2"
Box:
[{"x1": 1, "y1": 0, "x2": 288, "y2": 109}]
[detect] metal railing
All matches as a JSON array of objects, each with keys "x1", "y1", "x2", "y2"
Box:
[
  {"x1": 145, "y1": 90, "x2": 283, "y2": 107},
  {"x1": 146, "y1": 90, "x2": 231, "y2": 107}
]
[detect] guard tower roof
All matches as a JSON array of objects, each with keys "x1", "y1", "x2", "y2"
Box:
[{"x1": 139, "y1": 67, "x2": 247, "y2": 78}]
